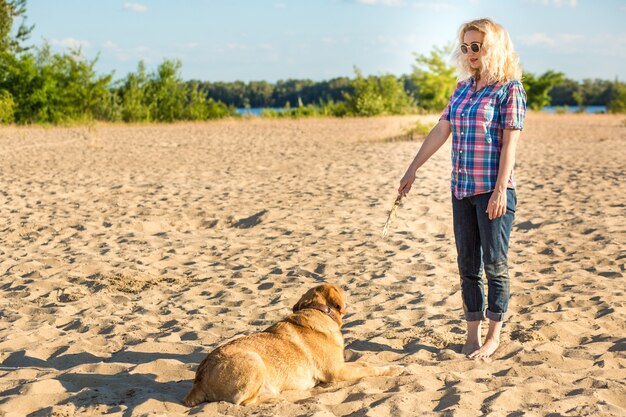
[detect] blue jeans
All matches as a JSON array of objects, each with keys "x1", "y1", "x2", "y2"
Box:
[{"x1": 452, "y1": 189, "x2": 516, "y2": 322}]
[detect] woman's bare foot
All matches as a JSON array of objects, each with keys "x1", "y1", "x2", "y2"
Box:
[
  {"x1": 468, "y1": 337, "x2": 499, "y2": 358},
  {"x1": 469, "y1": 319, "x2": 503, "y2": 359},
  {"x1": 462, "y1": 320, "x2": 482, "y2": 355},
  {"x1": 462, "y1": 341, "x2": 481, "y2": 355}
]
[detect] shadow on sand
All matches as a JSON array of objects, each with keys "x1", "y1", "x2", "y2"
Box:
[{"x1": 1, "y1": 348, "x2": 206, "y2": 417}]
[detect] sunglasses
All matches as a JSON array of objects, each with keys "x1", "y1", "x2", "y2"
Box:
[{"x1": 460, "y1": 42, "x2": 483, "y2": 54}]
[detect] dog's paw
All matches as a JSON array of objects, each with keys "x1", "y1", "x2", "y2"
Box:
[
  {"x1": 382, "y1": 365, "x2": 405, "y2": 377},
  {"x1": 182, "y1": 398, "x2": 200, "y2": 408},
  {"x1": 183, "y1": 388, "x2": 205, "y2": 407}
]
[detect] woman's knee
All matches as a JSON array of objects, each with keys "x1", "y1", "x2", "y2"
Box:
[{"x1": 484, "y1": 259, "x2": 509, "y2": 280}]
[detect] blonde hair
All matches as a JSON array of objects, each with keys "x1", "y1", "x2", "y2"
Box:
[{"x1": 453, "y1": 18, "x2": 522, "y2": 84}]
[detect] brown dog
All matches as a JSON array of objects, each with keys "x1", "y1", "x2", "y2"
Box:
[{"x1": 183, "y1": 283, "x2": 401, "y2": 406}]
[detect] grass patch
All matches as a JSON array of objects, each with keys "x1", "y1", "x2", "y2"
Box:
[{"x1": 377, "y1": 120, "x2": 436, "y2": 143}]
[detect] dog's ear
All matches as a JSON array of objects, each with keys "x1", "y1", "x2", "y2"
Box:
[
  {"x1": 292, "y1": 296, "x2": 305, "y2": 312},
  {"x1": 327, "y1": 286, "x2": 347, "y2": 315},
  {"x1": 293, "y1": 287, "x2": 316, "y2": 312}
]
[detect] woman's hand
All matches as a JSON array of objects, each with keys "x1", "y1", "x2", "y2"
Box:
[
  {"x1": 487, "y1": 189, "x2": 507, "y2": 220},
  {"x1": 398, "y1": 170, "x2": 416, "y2": 196}
]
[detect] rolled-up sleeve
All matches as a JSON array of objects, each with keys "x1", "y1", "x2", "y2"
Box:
[
  {"x1": 499, "y1": 80, "x2": 527, "y2": 130},
  {"x1": 439, "y1": 102, "x2": 451, "y2": 122}
]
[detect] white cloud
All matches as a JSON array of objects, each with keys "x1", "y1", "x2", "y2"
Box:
[
  {"x1": 124, "y1": 3, "x2": 148, "y2": 13},
  {"x1": 226, "y1": 43, "x2": 249, "y2": 50},
  {"x1": 558, "y1": 34, "x2": 585, "y2": 42},
  {"x1": 518, "y1": 32, "x2": 583, "y2": 47},
  {"x1": 411, "y1": 2, "x2": 454, "y2": 10},
  {"x1": 353, "y1": 0, "x2": 453, "y2": 9},
  {"x1": 527, "y1": 0, "x2": 577, "y2": 7},
  {"x1": 173, "y1": 42, "x2": 200, "y2": 50},
  {"x1": 216, "y1": 43, "x2": 277, "y2": 54},
  {"x1": 50, "y1": 38, "x2": 91, "y2": 49},
  {"x1": 225, "y1": 43, "x2": 274, "y2": 51},
  {"x1": 515, "y1": 31, "x2": 626, "y2": 61},
  {"x1": 100, "y1": 41, "x2": 156, "y2": 63},
  {"x1": 581, "y1": 33, "x2": 626, "y2": 59},
  {"x1": 274, "y1": 3, "x2": 287, "y2": 8},
  {"x1": 374, "y1": 35, "x2": 400, "y2": 47},
  {"x1": 370, "y1": 33, "x2": 434, "y2": 49},
  {"x1": 519, "y1": 33, "x2": 557, "y2": 47},
  {"x1": 355, "y1": 0, "x2": 405, "y2": 6},
  {"x1": 554, "y1": 0, "x2": 577, "y2": 6},
  {"x1": 319, "y1": 36, "x2": 352, "y2": 47},
  {"x1": 116, "y1": 53, "x2": 131, "y2": 62}
]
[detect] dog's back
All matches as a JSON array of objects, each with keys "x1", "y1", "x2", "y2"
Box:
[
  {"x1": 183, "y1": 323, "x2": 321, "y2": 406},
  {"x1": 183, "y1": 284, "x2": 399, "y2": 407}
]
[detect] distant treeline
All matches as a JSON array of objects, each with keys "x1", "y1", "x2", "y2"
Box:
[
  {"x1": 194, "y1": 75, "x2": 623, "y2": 109},
  {"x1": 192, "y1": 78, "x2": 355, "y2": 109},
  {"x1": 1, "y1": 0, "x2": 625, "y2": 125},
  {"x1": 549, "y1": 78, "x2": 622, "y2": 107}
]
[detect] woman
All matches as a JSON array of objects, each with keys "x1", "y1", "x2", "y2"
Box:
[{"x1": 398, "y1": 18, "x2": 527, "y2": 359}]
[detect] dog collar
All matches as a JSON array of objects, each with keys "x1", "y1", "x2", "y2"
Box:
[{"x1": 298, "y1": 302, "x2": 339, "y2": 323}]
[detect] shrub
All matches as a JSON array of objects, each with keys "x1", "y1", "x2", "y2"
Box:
[
  {"x1": 206, "y1": 99, "x2": 237, "y2": 119},
  {"x1": 523, "y1": 71, "x2": 565, "y2": 111},
  {"x1": 607, "y1": 83, "x2": 626, "y2": 113},
  {"x1": 411, "y1": 44, "x2": 456, "y2": 111},
  {"x1": 0, "y1": 89, "x2": 15, "y2": 123},
  {"x1": 344, "y1": 68, "x2": 414, "y2": 116}
]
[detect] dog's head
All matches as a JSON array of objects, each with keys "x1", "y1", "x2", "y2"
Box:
[{"x1": 292, "y1": 284, "x2": 348, "y2": 324}]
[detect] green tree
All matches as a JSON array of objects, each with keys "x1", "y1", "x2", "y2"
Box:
[
  {"x1": 206, "y1": 98, "x2": 237, "y2": 119},
  {"x1": 0, "y1": 45, "x2": 65, "y2": 123},
  {"x1": 343, "y1": 68, "x2": 385, "y2": 116},
  {"x1": 572, "y1": 88, "x2": 584, "y2": 112},
  {"x1": 580, "y1": 78, "x2": 614, "y2": 105},
  {"x1": 523, "y1": 70, "x2": 565, "y2": 111},
  {"x1": 97, "y1": 90, "x2": 122, "y2": 122},
  {"x1": 273, "y1": 79, "x2": 315, "y2": 107},
  {"x1": 53, "y1": 48, "x2": 112, "y2": 121},
  {"x1": 0, "y1": 89, "x2": 14, "y2": 122},
  {"x1": 147, "y1": 59, "x2": 186, "y2": 122},
  {"x1": 344, "y1": 68, "x2": 414, "y2": 116},
  {"x1": 247, "y1": 80, "x2": 273, "y2": 107},
  {"x1": 607, "y1": 82, "x2": 626, "y2": 113},
  {"x1": 0, "y1": 0, "x2": 33, "y2": 54},
  {"x1": 411, "y1": 44, "x2": 456, "y2": 111},
  {"x1": 1, "y1": 43, "x2": 113, "y2": 123},
  {"x1": 549, "y1": 78, "x2": 579, "y2": 106},
  {"x1": 117, "y1": 62, "x2": 237, "y2": 122},
  {"x1": 379, "y1": 73, "x2": 415, "y2": 114},
  {"x1": 204, "y1": 80, "x2": 246, "y2": 107},
  {"x1": 118, "y1": 61, "x2": 150, "y2": 122},
  {"x1": 184, "y1": 82, "x2": 209, "y2": 120}
]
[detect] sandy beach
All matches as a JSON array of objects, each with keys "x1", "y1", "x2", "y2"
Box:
[{"x1": 0, "y1": 113, "x2": 624, "y2": 417}]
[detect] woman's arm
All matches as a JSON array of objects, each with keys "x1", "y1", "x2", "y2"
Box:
[
  {"x1": 487, "y1": 128, "x2": 520, "y2": 219},
  {"x1": 398, "y1": 120, "x2": 451, "y2": 195}
]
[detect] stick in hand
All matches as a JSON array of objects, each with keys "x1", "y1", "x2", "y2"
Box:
[{"x1": 382, "y1": 193, "x2": 403, "y2": 237}]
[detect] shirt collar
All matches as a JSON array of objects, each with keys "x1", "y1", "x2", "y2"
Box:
[{"x1": 470, "y1": 76, "x2": 503, "y2": 90}]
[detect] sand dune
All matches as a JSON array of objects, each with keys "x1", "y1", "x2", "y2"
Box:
[{"x1": 0, "y1": 113, "x2": 624, "y2": 416}]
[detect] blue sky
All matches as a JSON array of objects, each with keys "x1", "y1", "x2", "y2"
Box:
[{"x1": 24, "y1": 0, "x2": 626, "y2": 82}]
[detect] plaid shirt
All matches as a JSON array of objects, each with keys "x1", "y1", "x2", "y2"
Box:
[{"x1": 440, "y1": 77, "x2": 527, "y2": 199}]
